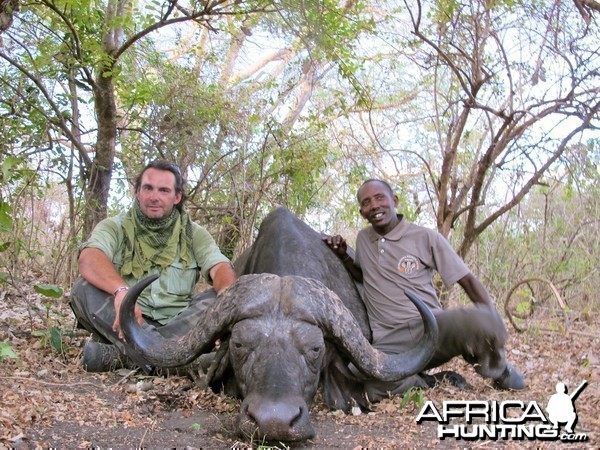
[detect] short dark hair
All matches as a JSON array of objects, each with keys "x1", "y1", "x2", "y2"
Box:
[
  {"x1": 356, "y1": 179, "x2": 395, "y2": 202},
  {"x1": 134, "y1": 159, "x2": 188, "y2": 209}
]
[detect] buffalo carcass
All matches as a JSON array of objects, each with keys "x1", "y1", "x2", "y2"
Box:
[{"x1": 120, "y1": 207, "x2": 438, "y2": 442}]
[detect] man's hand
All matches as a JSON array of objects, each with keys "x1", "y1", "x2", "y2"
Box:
[
  {"x1": 112, "y1": 289, "x2": 143, "y2": 340},
  {"x1": 210, "y1": 262, "x2": 237, "y2": 294},
  {"x1": 322, "y1": 234, "x2": 348, "y2": 258},
  {"x1": 322, "y1": 234, "x2": 363, "y2": 282}
]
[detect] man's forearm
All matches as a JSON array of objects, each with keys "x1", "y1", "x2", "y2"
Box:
[
  {"x1": 458, "y1": 273, "x2": 493, "y2": 307},
  {"x1": 78, "y1": 247, "x2": 128, "y2": 296},
  {"x1": 340, "y1": 254, "x2": 364, "y2": 283}
]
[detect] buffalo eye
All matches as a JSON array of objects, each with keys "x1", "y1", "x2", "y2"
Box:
[{"x1": 303, "y1": 343, "x2": 324, "y2": 372}]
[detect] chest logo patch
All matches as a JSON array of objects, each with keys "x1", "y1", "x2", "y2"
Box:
[{"x1": 398, "y1": 255, "x2": 420, "y2": 275}]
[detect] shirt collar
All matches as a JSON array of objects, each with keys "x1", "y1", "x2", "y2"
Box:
[{"x1": 365, "y1": 214, "x2": 407, "y2": 242}]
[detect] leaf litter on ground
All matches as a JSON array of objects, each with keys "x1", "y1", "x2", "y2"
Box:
[{"x1": 0, "y1": 284, "x2": 598, "y2": 448}]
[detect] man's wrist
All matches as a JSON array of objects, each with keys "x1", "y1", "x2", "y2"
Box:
[
  {"x1": 340, "y1": 254, "x2": 352, "y2": 263},
  {"x1": 113, "y1": 286, "x2": 129, "y2": 297}
]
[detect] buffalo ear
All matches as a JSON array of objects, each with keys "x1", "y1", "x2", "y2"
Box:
[{"x1": 320, "y1": 348, "x2": 370, "y2": 413}]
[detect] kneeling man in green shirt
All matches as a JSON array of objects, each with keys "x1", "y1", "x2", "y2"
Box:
[{"x1": 70, "y1": 159, "x2": 237, "y2": 373}]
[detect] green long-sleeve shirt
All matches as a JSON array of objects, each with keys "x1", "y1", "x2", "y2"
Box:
[{"x1": 80, "y1": 210, "x2": 231, "y2": 324}]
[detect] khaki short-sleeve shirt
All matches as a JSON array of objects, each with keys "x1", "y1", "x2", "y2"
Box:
[
  {"x1": 80, "y1": 210, "x2": 231, "y2": 324},
  {"x1": 355, "y1": 216, "x2": 469, "y2": 346}
]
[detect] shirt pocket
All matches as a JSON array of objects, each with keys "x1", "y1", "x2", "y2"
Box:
[{"x1": 164, "y1": 260, "x2": 199, "y2": 296}]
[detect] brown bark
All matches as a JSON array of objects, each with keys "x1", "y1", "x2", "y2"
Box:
[
  {"x1": 0, "y1": 0, "x2": 19, "y2": 32},
  {"x1": 81, "y1": 0, "x2": 126, "y2": 237},
  {"x1": 83, "y1": 74, "x2": 117, "y2": 237}
]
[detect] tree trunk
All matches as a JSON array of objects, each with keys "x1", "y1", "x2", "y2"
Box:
[
  {"x1": 0, "y1": 0, "x2": 19, "y2": 32},
  {"x1": 81, "y1": 0, "x2": 127, "y2": 237},
  {"x1": 83, "y1": 73, "x2": 117, "y2": 237}
]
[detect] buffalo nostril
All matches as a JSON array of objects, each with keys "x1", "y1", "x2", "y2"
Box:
[
  {"x1": 244, "y1": 400, "x2": 309, "y2": 436},
  {"x1": 289, "y1": 406, "x2": 302, "y2": 427},
  {"x1": 238, "y1": 394, "x2": 315, "y2": 441},
  {"x1": 246, "y1": 405, "x2": 301, "y2": 429}
]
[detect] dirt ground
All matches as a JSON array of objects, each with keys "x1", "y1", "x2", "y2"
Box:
[{"x1": 0, "y1": 285, "x2": 598, "y2": 449}]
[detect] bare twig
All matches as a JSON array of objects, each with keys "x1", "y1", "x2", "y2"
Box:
[
  {"x1": 0, "y1": 375, "x2": 105, "y2": 388},
  {"x1": 114, "y1": 368, "x2": 140, "y2": 386},
  {"x1": 504, "y1": 277, "x2": 567, "y2": 333}
]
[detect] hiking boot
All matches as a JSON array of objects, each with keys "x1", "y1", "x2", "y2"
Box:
[
  {"x1": 493, "y1": 364, "x2": 525, "y2": 390},
  {"x1": 422, "y1": 370, "x2": 471, "y2": 389},
  {"x1": 82, "y1": 341, "x2": 136, "y2": 372}
]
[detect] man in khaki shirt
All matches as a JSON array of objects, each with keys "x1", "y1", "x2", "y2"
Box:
[
  {"x1": 324, "y1": 179, "x2": 524, "y2": 400},
  {"x1": 70, "y1": 159, "x2": 236, "y2": 373}
]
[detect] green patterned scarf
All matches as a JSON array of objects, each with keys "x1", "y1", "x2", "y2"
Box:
[{"x1": 121, "y1": 201, "x2": 193, "y2": 279}]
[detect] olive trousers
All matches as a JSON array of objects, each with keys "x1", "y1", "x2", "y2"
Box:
[
  {"x1": 363, "y1": 306, "x2": 511, "y2": 401},
  {"x1": 70, "y1": 277, "x2": 217, "y2": 371}
]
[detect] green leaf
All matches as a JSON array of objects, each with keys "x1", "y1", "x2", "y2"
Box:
[
  {"x1": 34, "y1": 284, "x2": 64, "y2": 298},
  {"x1": 399, "y1": 386, "x2": 425, "y2": 409},
  {"x1": 1, "y1": 156, "x2": 21, "y2": 181},
  {"x1": 0, "y1": 241, "x2": 10, "y2": 252},
  {"x1": 48, "y1": 326, "x2": 63, "y2": 352},
  {"x1": 0, "y1": 200, "x2": 12, "y2": 232},
  {"x1": 0, "y1": 341, "x2": 19, "y2": 360},
  {"x1": 516, "y1": 300, "x2": 533, "y2": 315}
]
